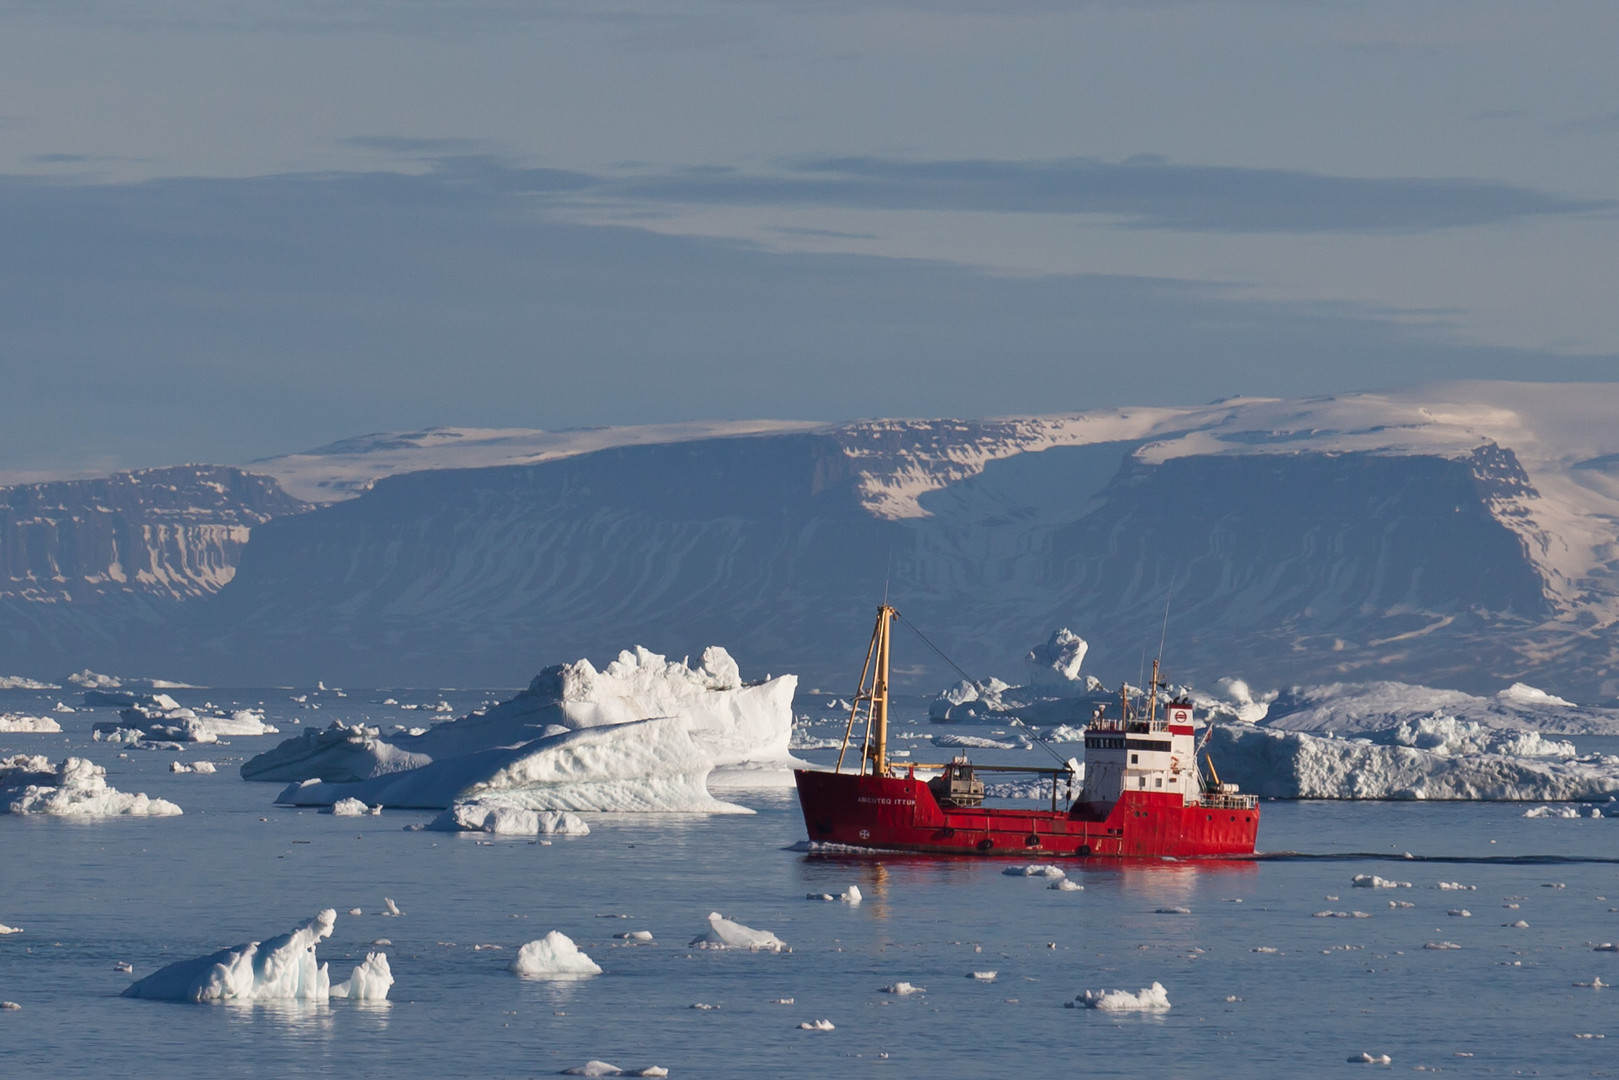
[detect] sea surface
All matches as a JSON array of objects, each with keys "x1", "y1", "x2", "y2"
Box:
[{"x1": 3, "y1": 686, "x2": 1618, "y2": 1078}]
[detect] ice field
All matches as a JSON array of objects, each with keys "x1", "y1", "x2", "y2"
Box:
[{"x1": 3, "y1": 681, "x2": 1618, "y2": 1077}]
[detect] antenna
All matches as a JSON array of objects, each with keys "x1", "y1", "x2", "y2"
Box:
[
  {"x1": 882, "y1": 546, "x2": 893, "y2": 606},
  {"x1": 1158, "y1": 586, "x2": 1172, "y2": 666}
]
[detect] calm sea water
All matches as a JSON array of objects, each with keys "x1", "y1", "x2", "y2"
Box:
[{"x1": 3, "y1": 686, "x2": 1617, "y2": 1078}]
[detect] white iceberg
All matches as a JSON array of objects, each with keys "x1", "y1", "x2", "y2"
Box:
[
  {"x1": 276, "y1": 717, "x2": 747, "y2": 814},
  {"x1": 243, "y1": 646, "x2": 794, "y2": 785},
  {"x1": 0, "y1": 923, "x2": 22, "y2": 935},
  {"x1": 689, "y1": 912, "x2": 787, "y2": 952},
  {"x1": 881, "y1": 982, "x2": 925, "y2": 995},
  {"x1": 798, "y1": 1019, "x2": 835, "y2": 1031},
  {"x1": 1069, "y1": 982, "x2": 1171, "y2": 1011},
  {"x1": 1205, "y1": 724, "x2": 1619, "y2": 801},
  {"x1": 93, "y1": 699, "x2": 277, "y2": 744},
  {"x1": 328, "y1": 797, "x2": 377, "y2": 817},
  {"x1": 332, "y1": 952, "x2": 393, "y2": 1000},
  {"x1": 562, "y1": 1063, "x2": 667, "y2": 1077},
  {"x1": 2, "y1": 755, "x2": 182, "y2": 817},
  {"x1": 510, "y1": 932, "x2": 602, "y2": 978},
  {"x1": 426, "y1": 801, "x2": 591, "y2": 835},
  {"x1": 1004, "y1": 864, "x2": 1066, "y2": 879},
  {"x1": 0, "y1": 715, "x2": 62, "y2": 733},
  {"x1": 1025, "y1": 629, "x2": 1089, "y2": 691},
  {"x1": 0, "y1": 676, "x2": 57, "y2": 690},
  {"x1": 1260, "y1": 680, "x2": 1619, "y2": 736},
  {"x1": 121, "y1": 909, "x2": 387, "y2": 1003}
]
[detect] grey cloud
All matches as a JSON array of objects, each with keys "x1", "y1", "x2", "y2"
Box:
[
  {"x1": 609, "y1": 155, "x2": 1611, "y2": 234},
  {"x1": 0, "y1": 167, "x2": 1611, "y2": 476}
]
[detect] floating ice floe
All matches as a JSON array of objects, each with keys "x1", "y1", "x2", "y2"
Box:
[
  {"x1": 427, "y1": 801, "x2": 590, "y2": 835},
  {"x1": 0, "y1": 1001, "x2": 19, "y2": 1010},
  {"x1": 805, "y1": 886, "x2": 862, "y2": 903},
  {"x1": 690, "y1": 912, "x2": 787, "y2": 952},
  {"x1": 122, "y1": 909, "x2": 389, "y2": 1003},
  {"x1": 243, "y1": 647, "x2": 795, "y2": 811},
  {"x1": 1591, "y1": 943, "x2": 1617, "y2": 951},
  {"x1": 1348, "y1": 1052, "x2": 1392, "y2": 1065},
  {"x1": 614, "y1": 930, "x2": 653, "y2": 942},
  {"x1": 1436, "y1": 881, "x2": 1476, "y2": 891},
  {"x1": 327, "y1": 797, "x2": 380, "y2": 816},
  {"x1": 90, "y1": 694, "x2": 277, "y2": 744},
  {"x1": 881, "y1": 982, "x2": 924, "y2": 995},
  {"x1": 1050, "y1": 879, "x2": 1083, "y2": 891},
  {"x1": 510, "y1": 932, "x2": 602, "y2": 978},
  {"x1": 1352, "y1": 875, "x2": 1411, "y2": 889},
  {"x1": 932, "y1": 733, "x2": 1030, "y2": 751},
  {"x1": 1424, "y1": 941, "x2": 1462, "y2": 950},
  {"x1": 1156, "y1": 906, "x2": 1192, "y2": 915},
  {"x1": 1524, "y1": 805, "x2": 1600, "y2": 818},
  {"x1": 560, "y1": 1062, "x2": 667, "y2": 1077},
  {"x1": 968, "y1": 971, "x2": 997, "y2": 981},
  {"x1": 383, "y1": 898, "x2": 403, "y2": 917},
  {"x1": 0, "y1": 676, "x2": 57, "y2": 690},
  {"x1": 1003, "y1": 864, "x2": 1066, "y2": 879},
  {"x1": 798, "y1": 1019, "x2": 835, "y2": 1031},
  {"x1": 1, "y1": 756, "x2": 181, "y2": 817},
  {"x1": 1573, "y1": 977, "x2": 1608, "y2": 988},
  {"x1": 1207, "y1": 721, "x2": 1619, "y2": 801},
  {"x1": 0, "y1": 714, "x2": 61, "y2": 733},
  {"x1": 168, "y1": 761, "x2": 218, "y2": 774},
  {"x1": 1068, "y1": 982, "x2": 1171, "y2": 1011},
  {"x1": 0, "y1": 923, "x2": 21, "y2": 935}
]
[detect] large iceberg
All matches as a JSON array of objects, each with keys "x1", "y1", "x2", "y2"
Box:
[
  {"x1": 248, "y1": 646, "x2": 792, "y2": 813},
  {"x1": 1259, "y1": 680, "x2": 1619, "y2": 736},
  {"x1": 121, "y1": 909, "x2": 390, "y2": 1003},
  {"x1": 276, "y1": 716, "x2": 749, "y2": 813},
  {"x1": 1206, "y1": 723, "x2": 1619, "y2": 801},
  {"x1": 2, "y1": 755, "x2": 182, "y2": 817}
]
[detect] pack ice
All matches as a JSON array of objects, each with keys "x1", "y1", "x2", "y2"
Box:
[
  {"x1": 1, "y1": 755, "x2": 182, "y2": 817},
  {"x1": 248, "y1": 647, "x2": 793, "y2": 813},
  {"x1": 121, "y1": 909, "x2": 391, "y2": 1002},
  {"x1": 0, "y1": 714, "x2": 62, "y2": 733}
]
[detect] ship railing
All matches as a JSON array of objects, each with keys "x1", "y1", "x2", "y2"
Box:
[
  {"x1": 1195, "y1": 792, "x2": 1259, "y2": 810},
  {"x1": 1087, "y1": 717, "x2": 1168, "y2": 735}
]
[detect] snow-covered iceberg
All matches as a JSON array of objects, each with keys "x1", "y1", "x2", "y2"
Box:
[
  {"x1": 1068, "y1": 982, "x2": 1172, "y2": 1011},
  {"x1": 276, "y1": 716, "x2": 748, "y2": 813},
  {"x1": 2, "y1": 755, "x2": 182, "y2": 817},
  {"x1": 1206, "y1": 723, "x2": 1619, "y2": 801},
  {"x1": 0, "y1": 714, "x2": 62, "y2": 733},
  {"x1": 0, "y1": 676, "x2": 57, "y2": 690},
  {"x1": 122, "y1": 909, "x2": 391, "y2": 1003},
  {"x1": 251, "y1": 646, "x2": 792, "y2": 813}
]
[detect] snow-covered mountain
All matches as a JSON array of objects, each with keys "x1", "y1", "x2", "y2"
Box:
[{"x1": 6, "y1": 382, "x2": 1619, "y2": 699}]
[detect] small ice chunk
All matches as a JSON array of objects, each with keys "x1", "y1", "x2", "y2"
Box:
[
  {"x1": 615, "y1": 930, "x2": 654, "y2": 942},
  {"x1": 1348, "y1": 1052, "x2": 1392, "y2": 1064},
  {"x1": 1388, "y1": 901, "x2": 1415, "y2": 909},
  {"x1": 798, "y1": 1019, "x2": 835, "y2": 1031},
  {"x1": 561, "y1": 1063, "x2": 668, "y2": 1077},
  {"x1": 0, "y1": 714, "x2": 63, "y2": 733},
  {"x1": 1424, "y1": 942, "x2": 1462, "y2": 950},
  {"x1": 0, "y1": 1001, "x2": 19, "y2": 1010},
  {"x1": 1436, "y1": 882, "x2": 1475, "y2": 891},
  {"x1": 690, "y1": 1002, "x2": 717, "y2": 1010},
  {"x1": 968, "y1": 971, "x2": 998, "y2": 981},
  {"x1": 121, "y1": 909, "x2": 340, "y2": 1002},
  {"x1": 348, "y1": 908, "x2": 363, "y2": 916},
  {"x1": 1050, "y1": 879, "x2": 1083, "y2": 891},
  {"x1": 383, "y1": 897, "x2": 403, "y2": 917},
  {"x1": 1573, "y1": 977, "x2": 1609, "y2": 987},
  {"x1": 1004, "y1": 864, "x2": 1065, "y2": 879},
  {"x1": 689, "y1": 912, "x2": 787, "y2": 952},
  {"x1": 881, "y1": 982, "x2": 925, "y2": 995},
  {"x1": 1252, "y1": 947, "x2": 1280, "y2": 954},
  {"x1": 1503, "y1": 920, "x2": 1529, "y2": 928},
  {"x1": 331, "y1": 952, "x2": 393, "y2": 1000},
  {"x1": 113, "y1": 961, "x2": 133, "y2": 973},
  {"x1": 1447, "y1": 909, "x2": 1472, "y2": 918},
  {"x1": 1156, "y1": 906, "x2": 1191, "y2": 915},
  {"x1": 841, "y1": 885, "x2": 862, "y2": 904},
  {"x1": 0, "y1": 923, "x2": 22, "y2": 935},
  {"x1": 1593, "y1": 943, "x2": 1619, "y2": 952},
  {"x1": 1352, "y1": 875, "x2": 1410, "y2": 889},
  {"x1": 1069, "y1": 982, "x2": 1171, "y2": 1011},
  {"x1": 329, "y1": 798, "x2": 371, "y2": 817},
  {"x1": 511, "y1": 932, "x2": 602, "y2": 977}
]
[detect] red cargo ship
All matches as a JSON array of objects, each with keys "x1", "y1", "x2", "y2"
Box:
[{"x1": 793, "y1": 605, "x2": 1259, "y2": 858}]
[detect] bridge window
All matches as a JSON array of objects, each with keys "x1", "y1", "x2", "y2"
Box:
[{"x1": 1130, "y1": 754, "x2": 1138, "y2": 764}]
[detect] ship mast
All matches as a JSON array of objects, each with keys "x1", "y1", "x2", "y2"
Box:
[{"x1": 834, "y1": 604, "x2": 896, "y2": 777}]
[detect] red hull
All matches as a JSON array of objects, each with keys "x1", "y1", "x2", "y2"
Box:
[{"x1": 794, "y1": 769, "x2": 1259, "y2": 858}]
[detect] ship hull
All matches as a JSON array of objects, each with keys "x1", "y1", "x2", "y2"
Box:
[{"x1": 794, "y1": 769, "x2": 1258, "y2": 858}]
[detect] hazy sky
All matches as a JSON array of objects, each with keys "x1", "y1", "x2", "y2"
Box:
[{"x1": 2, "y1": 0, "x2": 1615, "y2": 478}]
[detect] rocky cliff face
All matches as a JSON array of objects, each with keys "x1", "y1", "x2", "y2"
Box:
[{"x1": 0, "y1": 466, "x2": 307, "y2": 603}]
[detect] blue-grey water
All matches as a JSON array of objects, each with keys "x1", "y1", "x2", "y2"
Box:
[{"x1": 3, "y1": 687, "x2": 1617, "y2": 1078}]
